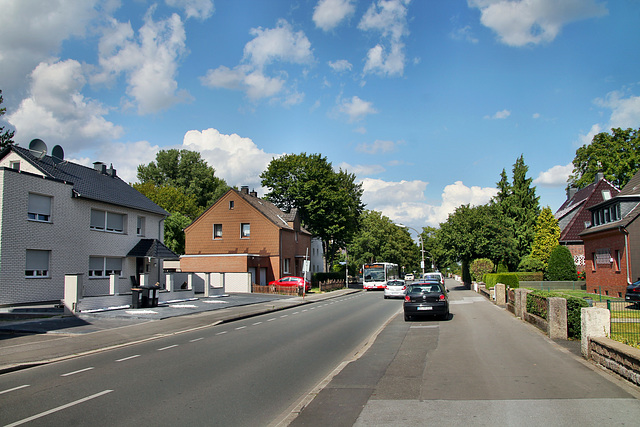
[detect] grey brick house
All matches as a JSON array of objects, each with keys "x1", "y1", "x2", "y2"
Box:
[{"x1": 0, "y1": 142, "x2": 176, "y2": 305}]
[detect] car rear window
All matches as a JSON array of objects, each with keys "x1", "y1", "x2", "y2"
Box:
[{"x1": 409, "y1": 284, "x2": 442, "y2": 293}]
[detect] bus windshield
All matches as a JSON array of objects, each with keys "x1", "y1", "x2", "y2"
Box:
[
  {"x1": 362, "y1": 263, "x2": 399, "y2": 290},
  {"x1": 363, "y1": 266, "x2": 385, "y2": 281}
]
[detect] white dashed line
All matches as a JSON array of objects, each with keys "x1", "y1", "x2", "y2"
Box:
[
  {"x1": 0, "y1": 385, "x2": 30, "y2": 395},
  {"x1": 116, "y1": 355, "x2": 140, "y2": 362},
  {"x1": 157, "y1": 345, "x2": 178, "y2": 351},
  {"x1": 61, "y1": 367, "x2": 94, "y2": 377}
]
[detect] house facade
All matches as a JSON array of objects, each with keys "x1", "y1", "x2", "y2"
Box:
[
  {"x1": 580, "y1": 171, "x2": 640, "y2": 297},
  {"x1": 181, "y1": 186, "x2": 312, "y2": 286},
  {"x1": 554, "y1": 173, "x2": 620, "y2": 271},
  {"x1": 0, "y1": 143, "x2": 174, "y2": 305}
]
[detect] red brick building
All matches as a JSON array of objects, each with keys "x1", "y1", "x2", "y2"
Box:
[
  {"x1": 181, "y1": 186, "x2": 312, "y2": 286},
  {"x1": 580, "y1": 171, "x2": 640, "y2": 297},
  {"x1": 555, "y1": 174, "x2": 619, "y2": 272}
]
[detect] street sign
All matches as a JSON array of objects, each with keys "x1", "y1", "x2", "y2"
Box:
[{"x1": 303, "y1": 260, "x2": 311, "y2": 273}]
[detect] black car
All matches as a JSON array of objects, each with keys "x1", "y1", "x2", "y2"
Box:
[
  {"x1": 625, "y1": 280, "x2": 640, "y2": 305},
  {"x1": 403, "y1": 281, "x2": 449, "y2": 321}
]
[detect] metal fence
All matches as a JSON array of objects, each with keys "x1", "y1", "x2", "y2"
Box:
[{"x1": 607, "y1": 299, "x2": 640, "y2": 345}]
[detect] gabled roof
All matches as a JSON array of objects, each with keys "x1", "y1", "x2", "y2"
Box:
[
  {"x1": 234, "y1": 189, "x2": 311, "y2": 234},
  {"x1": 127, "y1": 239, "x2": 178, "y2": 259},
  {"x1": 555, "y1": 178, "x2": 619, "y2": 242},
  {"x1": 3, "y1": 145, "x2": 168, "y2": 216}
]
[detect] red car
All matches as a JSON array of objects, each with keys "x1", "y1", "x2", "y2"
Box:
[{"x1": 269, "y1": 276, "x2": 312, "y2": 292}]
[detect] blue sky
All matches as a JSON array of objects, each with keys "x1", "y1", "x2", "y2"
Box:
[{"x1": 1, "y1": 0, "x2": 639, "y2": 232}]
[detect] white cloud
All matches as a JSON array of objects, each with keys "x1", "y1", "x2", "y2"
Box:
[
  {"x1": 450, "y1": 25, "x2": 479, "y2": 44},
  {"x1": 358, "y1": 0, "x2": 411, "y2": 77},
  {"x1": 7, "y1": 60, "x2": 123, "y2": 150},
  {"x1": 93, "y1": 140, "x2": 161, "y2": 184},
  {"x1": 201, "y1": 19, "x2": 313, "y2": 102},
  {"x1": 337, "y1": 95, "x2": 378, "y2": 122},
  {"x1": 484, "y1": 109, "x2": 511, "y2": 119},
  {"x1": 356, "y1": 139, "x2": 399, "y2": 154},
  {"x1": 0, "y1": 0, "x2": 100, "y2": 100},
  {"x1": 328, "y1": 59, "x2": 353, "y2": 73},
  {"x1": 94, "y1": 8, "x2": 190, "y2": 114},
  {"x1": 577, "y1": 123, "x2": 601, "y2": 146},
  {"x1": 313, "y1": 0, "x2": 356, "y2": 31},
  {"x1": 165, "y1": 0, "x2": 214, "y2": 20},
  {"x1": 533, "y1": 163, "x2": 573, "y2": 187},
  {"x1": 469, "y1": 0, "x2": 608, "y2": 47},
  {"x1": 181, "y1": 128, "x2": 283, "y2": 191},
  {"x1": 359, "y1": 178, "x2": 497, "y2": 229},
  {"x1": 532, "y1": 112, "x2": 541, "y2": 119},
  {"x1": 338, "y1": 162, "x2": 386, "y2": 176},
  {"x1": 595, "y1": 91, "x2": 640, "y2": 129}
]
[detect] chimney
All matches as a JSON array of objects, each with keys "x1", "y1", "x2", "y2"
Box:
[
  {"x1": 250, "y1": 189, "x2": 257, "y2": 197},
  {"x1": 595, "y1": 172, "x2": 604, "y2": 183},
  {"x1": 566, "y1": 186, "x2": 577, "y2": 200},
  {"x1": 240, "y1": 185, "x2": 249, "y2": 194},
  {"x1": 107, "y1": 163, "x2": 116, "y2": 177},
  {"x1": 93, "y1": 162, "x2": 106, "y2": 174}
]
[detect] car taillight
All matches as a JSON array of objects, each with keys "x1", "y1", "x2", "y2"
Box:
[
  {"x1": 438, "y1": 294, "x2": 445, "y2": 301},
  {"x1": 404, "y1": 295, "x2": 410, "y2": 301},
  {"x1": 385, "y1": 286, "x2": 389, "y2": 289},
  {"x1": 402, "y1": 286, "x2": 406, "y2": 290}
]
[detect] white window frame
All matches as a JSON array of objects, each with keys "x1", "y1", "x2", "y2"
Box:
[
  {"x1": 89, "y1": 256, "x2": 123, "y2": 278},
  {"x1": 137, "y1": 216, "x2": 146, "y2": 236},
  {"x1": 26, "y1": 250, "x2": 50, "y2": 278},
  {"x1": 213, "y1": 223, "x2": 223, "y2": 239},
  {"x1": 28, "y1": 193, "x2": 52, "y2": 222},
  {"x1": 283, "y1": 258, "x2": 290, "y2": 274},
  {"x1": 241, "y1": 223, "x2": 250, "y2": 238}
]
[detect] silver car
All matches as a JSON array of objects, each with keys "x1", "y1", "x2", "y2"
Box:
[{"x1": 384, "y1": 279, "x2": 407, "y2": 299}]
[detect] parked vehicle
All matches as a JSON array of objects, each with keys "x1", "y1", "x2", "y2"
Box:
[
  {"x1": 403, "y1": 281, "x2": 449, "y2": 321},
  {"x1": 384, "y1": 279, "x2": 406, "y2": 299},
  {"x1": 404, "y1": 273, "x2": 414, "y2": 281},
  {"x1": 625, "y1": 280, "x2": 640, "y2": 305},
  {"x1": 269, "y1": 276, "x2": 311, "y2": 292}
]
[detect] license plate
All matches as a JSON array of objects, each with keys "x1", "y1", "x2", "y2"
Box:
[{"x1": 417, "y1": 306, "x2": 432, "y2": 311}]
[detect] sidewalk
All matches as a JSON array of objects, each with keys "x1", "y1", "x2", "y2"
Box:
[{"x1": 0, "y1": 289, "x2": 359, "y2": 374}]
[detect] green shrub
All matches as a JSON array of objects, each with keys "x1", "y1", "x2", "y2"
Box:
[
  {"x1": 518, "y1": 255, "x2": 546, "y2": 272},
  {"x1": 497, "y1": 262, "x2": 509, "y2": 273},
  {"x1": 470, "y1": 258, "x2": 494, "y2": 282},
  {"x1": 527, "y1": 290, "x2": 554, "y2": 319},
  {"x1": 566, "y1": 296, "x2": 589, "y2": 338},
  {"x1": 546, "y1": 245, "x2": 578, "y2": 281},
  {"x1": 312, "y1": 272, "x2": 344, "y2": 286},
  {"x1": 483, "y1": 273, "x2": 519, "y2": 289}
]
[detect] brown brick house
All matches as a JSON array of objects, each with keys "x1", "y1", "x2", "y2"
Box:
[
  {"x1": 580, "y1": 171, "x2": 640, "y2": 297},
  {"x1": 180, "y1": 186, "x2": 312, "y2": 286},
  {"x1": 554, "y1": 173, "x2": 620, "y2": 272}
]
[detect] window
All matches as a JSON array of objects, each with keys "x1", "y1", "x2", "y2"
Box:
[
  {"x1": 137, "y1": 216, "x2": 145, "y2": 236},
  {"x1": 229, "y1": 200, "x2": 234, "y2": 209},
  {"x1": 90, "y1": 209, "x2": 125, "y2": 233},
  {"x1": 602, "y1": 190, "x2": 611, "y2": 200},
  {"x1": 615, "y1": 250, "x2": 621, "y2": 272},
  {"x1": 28, "y1": 193, "x2": 51, "y2": 222},
  {"x1": 592, "y1": 253, "x2": 597, "y2": 271},
  {"x1": 283, "y1": 258, "x2": 290, "y2": 274},
  {"x1": 10, "y1": 161, "x2": 20, "y2": 170},
  {"x1": 26, "y1": 250, "x2": 50, "y2": 277},
  {"x1": 213, "y1": 224, "x2": 222, "y2": 239},
  {"x1": 241, "y1": 223, "x2": 250, "y2": 238},
  {"x1": 89, "y1": 256, "x2": 122, "y2": 277}
]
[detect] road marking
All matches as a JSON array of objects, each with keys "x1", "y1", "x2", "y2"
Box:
[
  {"x1": 116, "y1": 355, "x2": 140, "y2": 362},
  {"x1": 189, "y1": 337, "x2": 204, "y2": 342},
  {"x1": 157, "y1": 344, "x2": 178, "y2": 351},
  {"x1": 280, "y1": 315, "x2": 288, "y2": 318},
  {"x1": 61, "y1": 367, "x2": 94, "y2": 377},
  {"x1": 4, "y1": 389, "x2": 113, "y2": 427},
  {"x1": 235, "y1": 326, "x2": 247, "y2": 330},
  {"x1": 253, "y1": 321, "x2": 263, "y2": 325},
  {"x1": 292, "y1": 312, "x2": 299, "y2": 315},
  {"x1": 216, "y1": 331, "x2": 228, "y2": 335},
  {"x1": 0, "y1": 385, "x2": 29, "y2": 395},
  {"x1": 267, "y1": 318, "x2": 276, "y2": 322}
]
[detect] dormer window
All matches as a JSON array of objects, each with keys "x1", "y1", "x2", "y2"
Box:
[{"x1": 602, "y1": 190, "x2": 611, "y2": 200}]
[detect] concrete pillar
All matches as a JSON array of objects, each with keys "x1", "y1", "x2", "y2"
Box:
[
  {"x1": 139, "y1": 273, "x2": 149, "y2": 287},
  {"x1": 547, "y1": 297, "x2": 568, "y2": 340},
  {"x1": 204, "y1": 273, "x2": 210, "y2": 297},
  {"x1": 63, "y1": 274, "x2": 84, "y2": 315},
  {"x1": 165, "y1": 273, "x2": 174, "y2": 292},
  {"x1": 495, "y1": 283, "x2": 506, "y2": 306},
  {"x1": 581, "y1": 307, "x2": 610, "y2": 358},
  {"x1": 109, "y1": 274, "x2": 117, "y2": 295},
  {"x1": 514, "y1": 288, "x2": 530, "y2": 318},
  {"x1": 187, "y1": 273, "x2": 194, "y2": 290}
]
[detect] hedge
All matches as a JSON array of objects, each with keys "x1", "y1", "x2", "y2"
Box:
[
  {"x1": 516, "y1": 271, "x2": 543, "y2": 281},
  {"x1": 311, "y1": 272, "x2": 344, "y2": 286},
  {"x1": 526, "y1": 290, "x2": 588, "y2": 339},
  {"x1": 482, "y1": 273, "x2": 519, "y2": 289}
]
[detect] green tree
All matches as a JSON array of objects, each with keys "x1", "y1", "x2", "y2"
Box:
[
  {"x1": 163, "y1": 213, "x2": 192, "y2": 255},
  {"x1": 133, "y1": 182, "x2": 203, "y2": 220},
  {"x1": 420, "y1": 226, "x2": 445, "y2": 271},
  {"x1": 546, "y1": 245, "x2": 577, "y2": 281},
  {"x1": 137, "y1": 149, "x2": 228, "y2": 210},
  {"x1": 493, "y1": 155, "x2": 540, "y2": 268},
  {"x1": 347, "y1": 210, "x2": 418, "y2": 273},
  {"x1": 261, "y1": 153, "x2": 364, "y2": 270},
  {"x1": 530, "y1": 206, "x2": 560, "y2": 266},
  {"x1": 470, "y1": 258, "x2": 494, "y2": 282},
  {"x1": 0, "y1": 90, "x2": 15, "y2": 149},
  {"x1": 518, "y1": 255, "x2": 545, "y2": 272},
  {"x1": 568, "y1": 127, "x2": 640, "y2": 190}
]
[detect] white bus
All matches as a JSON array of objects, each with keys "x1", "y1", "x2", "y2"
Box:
[{"x1": 362, "y1": 262, "x2": 399, "y2": 290}]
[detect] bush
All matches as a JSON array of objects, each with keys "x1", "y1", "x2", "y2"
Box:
[
  {"x1": 518, "y1": 255, "x2": 545, "y2": 272},
  {"x1": 497, "y1": 262, "x2": 509, "y2": 273},
  {"x1": 526, "y1": 290, "x2": 588, "y2": 339},
  {"x1": 312, "y1": 272, "x2": 344, "y2": 286},
  {"x1": 470, "y1": 258, "x2": 494, "y2": 282},
  {"x1": 527, "y1": 290, "x2": 552, "y2": 318},
  {"x1": 483, "y1": 273, "x2": 519, "y2": 289},
  {"x1": 546, "y1": 245, "x2": 578, "y2": 281}
]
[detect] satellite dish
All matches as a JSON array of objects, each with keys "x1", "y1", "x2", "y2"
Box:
[
  {"x1": 51, "y1": 145, "x2": 64, "y2": 164},
  {"x1": 29, "y1": 139, "x2": 47, "y2": 159}
]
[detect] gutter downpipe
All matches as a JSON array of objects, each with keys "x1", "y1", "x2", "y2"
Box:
[{"x1": 621, "y1": 226, "x2": 632, "y2": 285}]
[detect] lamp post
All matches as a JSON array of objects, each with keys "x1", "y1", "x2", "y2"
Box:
[{"x1": 396, "y1": 223, "x2": 425, "y2": 278}]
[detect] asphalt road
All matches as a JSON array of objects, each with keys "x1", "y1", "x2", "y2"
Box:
[
  {"x1": 292, "y1": 279, "x2": 640, "y2": 426},
  {"x1": 0, "y1": 291, "x2": 399, "y2": 426}
]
